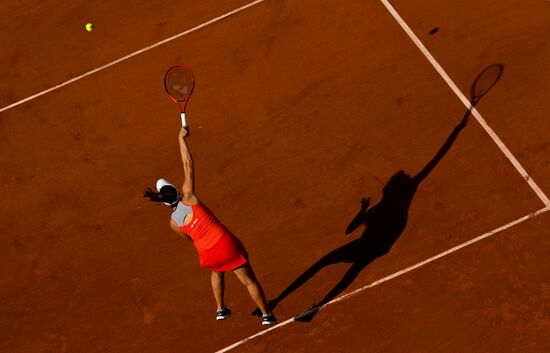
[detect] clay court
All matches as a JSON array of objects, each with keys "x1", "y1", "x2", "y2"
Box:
[{"x1": 1, "y1": 0, "x2": 550, "y2": 352}]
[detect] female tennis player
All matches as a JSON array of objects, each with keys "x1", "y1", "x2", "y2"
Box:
[{"x1": 143, "y1": 126, "x2": 276, "y2": 325}]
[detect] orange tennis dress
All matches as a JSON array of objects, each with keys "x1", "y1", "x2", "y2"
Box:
[{"x1": 174, "y1": 201, "x2": 248, "y2": 272}]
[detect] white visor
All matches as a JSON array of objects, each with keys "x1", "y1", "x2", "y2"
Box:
[{"x1": 156, "y1": 178, "x2": 179, "y2": 206}]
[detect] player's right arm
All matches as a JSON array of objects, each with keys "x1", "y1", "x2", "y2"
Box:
[{"x1": 178, "y1": 127, "x2": 199, "y2": 204}]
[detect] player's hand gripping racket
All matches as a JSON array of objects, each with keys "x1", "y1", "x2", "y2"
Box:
[{"x1": 164, "y1": 64, "x2": 195, "y2": 127}]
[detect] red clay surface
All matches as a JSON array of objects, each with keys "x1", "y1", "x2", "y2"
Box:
[{"x1": 1, "y1": 0, "x2": 549, "y2": 352}]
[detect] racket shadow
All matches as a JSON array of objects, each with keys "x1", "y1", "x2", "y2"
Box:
[{"x1": 252, "y1": 63, "x2": 504, "y2": 322}]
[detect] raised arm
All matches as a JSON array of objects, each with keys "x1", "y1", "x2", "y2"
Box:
[
  {"x1": 412, "y1": 113, "x2": 469, "y2": 185},
  {"x1": 178, "y1": 127, "x2": 198, "y2": 203}
]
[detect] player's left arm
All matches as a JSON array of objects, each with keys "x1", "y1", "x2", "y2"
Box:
[
  {"x1": 345, "y1": 198, "x2": 370, "y2": 234},
  {"x1": 170, "y1": 220, "x2": 191, "y2": 241}
]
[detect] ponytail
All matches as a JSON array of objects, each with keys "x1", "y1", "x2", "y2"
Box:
[
  {"x1": 143, "y1": 187, "x2": 164, "y2": 203},
  {"x1": 143, "y1": 185, "x2": 180, "y2": 206}
]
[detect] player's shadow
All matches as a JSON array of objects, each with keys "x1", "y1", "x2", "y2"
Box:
[{"x1": 254, "y1": 64, "x2": 504, "y2": 322}]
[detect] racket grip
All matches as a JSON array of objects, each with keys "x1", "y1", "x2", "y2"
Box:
[{"x1": 180, "y1": 112, "x2": 187, "y2": 127}]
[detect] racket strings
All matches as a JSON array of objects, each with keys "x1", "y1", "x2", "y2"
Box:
[{"x1": 165, "y1": 67, "x2": 194, "y2": 102}]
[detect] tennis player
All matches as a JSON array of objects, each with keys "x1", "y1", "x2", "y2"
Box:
[{"x1": 143, "y1": 126, "x2": 276, "y2": 325}]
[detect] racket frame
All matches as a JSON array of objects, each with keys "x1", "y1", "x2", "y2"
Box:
[
  {"x1": 164, "y1": 64, "x2": 195, "y2": 127},
  {"x1": 470, "y1": 63, "x2": 503, "y2": 105}
]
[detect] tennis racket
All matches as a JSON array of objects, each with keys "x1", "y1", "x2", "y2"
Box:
[
  {"x1": 164, "y1": 64, "x2": 195, "y2": 127},
  {"x1": 470, "y1": 63, "x2": 504, "y2": 106}
]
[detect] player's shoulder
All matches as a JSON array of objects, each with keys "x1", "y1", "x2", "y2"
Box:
[{"x1": 181, "y1": 193, "x2": 200, "y2": 205}]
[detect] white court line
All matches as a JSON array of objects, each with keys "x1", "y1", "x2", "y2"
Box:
[
  {"x1": 216, "y1": 205, "x2": 550, "y2": 353},
  {"x1": 4, "y1": 0, "x2": 544, "y2": 350},
  {"x1": 379, "y1": 0, "x2": 550, "y2": 207},
  {"x1": 0, "y1": 0, "x2": 269, "y2": 114}
]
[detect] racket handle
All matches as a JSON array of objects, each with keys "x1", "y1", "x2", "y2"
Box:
[{"x1": 180, "y1": 112, "x2": 187, "y2": 127}]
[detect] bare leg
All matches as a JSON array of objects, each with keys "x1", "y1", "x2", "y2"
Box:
[
  {"x1": 211, "y1": 271, "x2": 225, "y2": 310},
  {"x1": 233, "y1": 263, "x2": 269, "y2": 315}
]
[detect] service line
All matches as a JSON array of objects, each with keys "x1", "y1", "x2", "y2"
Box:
[{"x1": 0, "y1": 0, "x2": 269, "y2": 114}]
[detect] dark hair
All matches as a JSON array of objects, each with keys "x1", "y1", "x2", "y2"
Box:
[{"x1": 143, "y1": 185, "x2": 180, "y2": 206}]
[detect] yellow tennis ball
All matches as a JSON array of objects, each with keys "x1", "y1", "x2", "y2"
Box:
[{"x1": 85, "y1": 23, "x2": 94, "y2": 32}]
